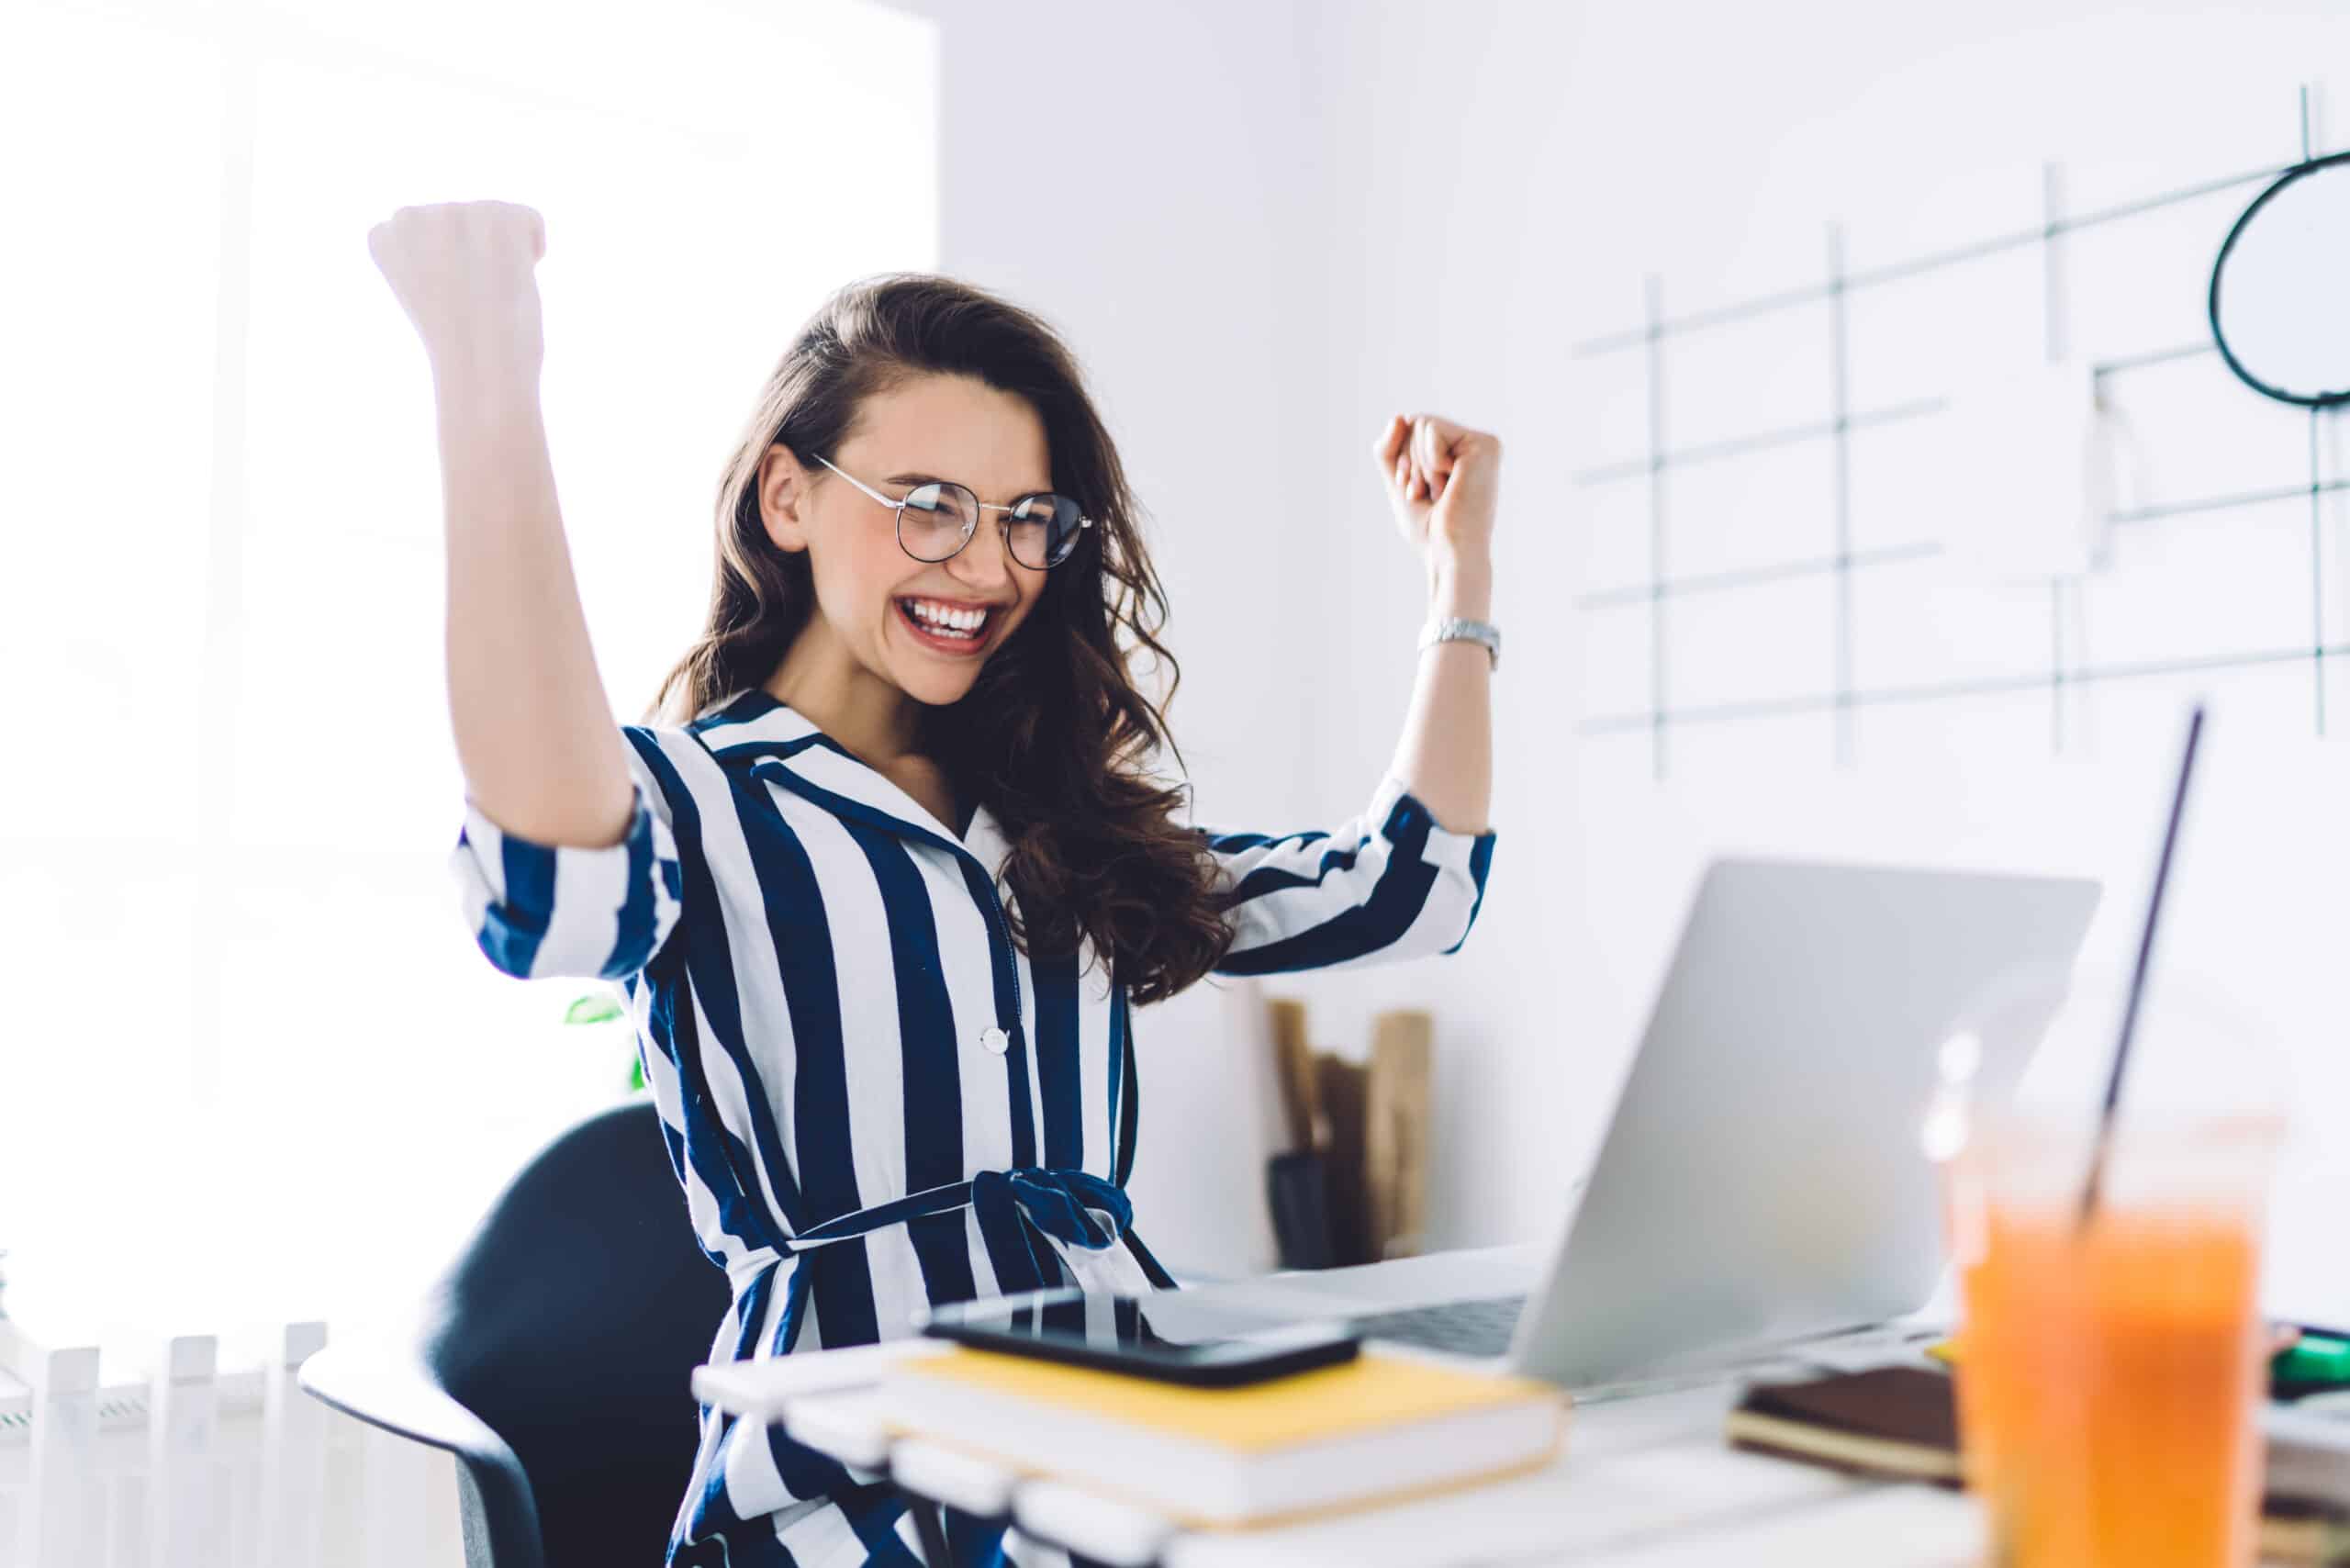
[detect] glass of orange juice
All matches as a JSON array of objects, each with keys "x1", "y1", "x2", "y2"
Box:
[
  {"x1": 1951, "y1": 1109, "x2": 2280, "y2": 1568},
  {"x1": 1925, "y1": 958, "x2": 2291, "y2": 1568}
]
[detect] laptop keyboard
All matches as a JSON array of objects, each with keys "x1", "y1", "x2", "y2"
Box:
[{"x1": 1348, "y1": 1294, "x2": 1528, "y2": 1359}]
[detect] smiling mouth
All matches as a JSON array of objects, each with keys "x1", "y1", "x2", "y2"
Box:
[{"x1": 896, "y1": 596, "x2": 997, "y2": 650}]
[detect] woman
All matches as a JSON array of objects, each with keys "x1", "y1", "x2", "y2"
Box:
[{"x1": 369, "y1": 199, "x2": 1501, "y2": 1567}]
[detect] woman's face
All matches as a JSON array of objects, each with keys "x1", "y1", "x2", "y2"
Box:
[{"x1": 762, "y1": 373, "x2": 1056, "y2": 708}]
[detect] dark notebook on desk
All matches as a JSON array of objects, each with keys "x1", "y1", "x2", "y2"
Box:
[
  {"x1": 1727, "y1": 1366, "x2": 2350, "y2": 1565},
  {"x1": 1728, "y1": 1365, "x2": 1964, "y2": 1484}
]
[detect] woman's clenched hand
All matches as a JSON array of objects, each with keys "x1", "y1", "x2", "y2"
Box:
[{"x1": 367, "y1": 199, "x2": 548, "y2": 388}]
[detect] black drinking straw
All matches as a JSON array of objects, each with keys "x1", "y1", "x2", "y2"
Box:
[{"x1": 2076, "y1": 703, "x2": 2207, "y2": 1228}]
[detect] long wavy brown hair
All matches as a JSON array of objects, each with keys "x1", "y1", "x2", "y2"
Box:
[{"x1": 650, "y1": 274, "x2": 1231, "y2": 1003}]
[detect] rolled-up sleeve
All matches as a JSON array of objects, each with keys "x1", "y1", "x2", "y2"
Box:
[
  {"x1": 1204, "y1": 776, "x2": 1495, "y2": 977},
  {"x1": 450, "y1": 742, "x2": 686, "y2": 981}
]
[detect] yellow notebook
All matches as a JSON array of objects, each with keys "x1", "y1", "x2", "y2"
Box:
[{"x1": 881, "y1": 1348, "x2": 1568, "y2": 1528}]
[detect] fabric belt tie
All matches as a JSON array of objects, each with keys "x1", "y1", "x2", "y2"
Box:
[
  {"x1": 723, "y1": 1168, "x2": 1139, "y2": 1350},
  {"x1": 970, "y1": 1167, "x2": 1132, "y2": 1251}
]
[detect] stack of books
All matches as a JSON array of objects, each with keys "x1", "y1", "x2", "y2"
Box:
[{"x1": 878, "y1": 1345, "x2": 1568, "y2": 1528}]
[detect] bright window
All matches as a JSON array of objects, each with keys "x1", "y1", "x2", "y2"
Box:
[{"x1": 0, "y1": 0, "x2": 937, "y2": 1366}]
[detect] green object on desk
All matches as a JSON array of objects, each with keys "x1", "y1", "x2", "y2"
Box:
[{"x1": 2275, "y1": 1329, "x2": 2350, "y2": 1389}]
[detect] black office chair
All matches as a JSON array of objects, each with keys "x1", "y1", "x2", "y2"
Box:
[{"x1": 300, "y1": 1101, "x2": 729, "y2": 1568}]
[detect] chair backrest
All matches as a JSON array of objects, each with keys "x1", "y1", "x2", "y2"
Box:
[{"x1": 419, "y1": 1100, "x2": 728, "y2": 1567}]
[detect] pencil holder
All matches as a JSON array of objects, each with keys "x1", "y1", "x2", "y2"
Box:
[{"x1": 1266, "y1": 1150, "x2": 1337, "y2": 1271}]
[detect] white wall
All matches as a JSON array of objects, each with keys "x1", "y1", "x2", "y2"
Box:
[{"x1": 1273, "y1": 1, "x2": 2350, "y2": 1317}]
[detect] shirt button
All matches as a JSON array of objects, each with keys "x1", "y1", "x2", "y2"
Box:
[{"x1": 979, "y1": 1026, "x2": 1009, "y2": 1056}]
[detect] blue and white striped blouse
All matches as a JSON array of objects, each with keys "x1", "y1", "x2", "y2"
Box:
[{"x1": 452, "y1": 688, "x2": 1495, "y2": 1564}]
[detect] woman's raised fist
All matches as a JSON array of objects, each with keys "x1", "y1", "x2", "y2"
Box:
[{"x1": 366, "y1": 200, "x2": 547, "y2": 383}]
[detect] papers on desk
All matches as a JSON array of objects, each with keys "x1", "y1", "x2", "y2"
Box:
[
  {"x1": 690, "y1": 1336, "x2": 946, "y2": 1419},
  {"x1": 876, "y1": 1346, "x2": 1567, "y2": 1529}
]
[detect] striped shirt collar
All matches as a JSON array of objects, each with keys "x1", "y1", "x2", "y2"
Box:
[{"x1": 690, "y1": 688, "x2": 1003, "y2": 859}]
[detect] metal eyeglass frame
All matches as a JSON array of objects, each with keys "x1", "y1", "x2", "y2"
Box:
[{"x1": 812, "y1": 454, "x2": 1095, "y2": 569}]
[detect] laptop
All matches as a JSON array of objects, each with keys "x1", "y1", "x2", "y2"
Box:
[{"x1": 931, "y1": 857, "x2": 2102, "y2": 1391}]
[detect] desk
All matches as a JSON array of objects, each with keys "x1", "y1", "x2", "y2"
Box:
[
  {"x1": 716, "y1": 1309, "x2": 2347, "y2": 1567},
  {"x1": 762, "y1": 1358, "x2": 2347, "y2": 1565},
  {"x1": 763, "y1": 1355, "x2": 1990, "y2": 1567}
]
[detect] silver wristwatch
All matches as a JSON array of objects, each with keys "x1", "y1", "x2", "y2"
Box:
[{"x1": 1418, "y1": 616, "x2": 1501, "y2": 670}]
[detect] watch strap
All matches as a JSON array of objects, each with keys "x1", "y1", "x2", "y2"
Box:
[{"x1": 1419, "y1": 616, "x2": 1500, "y2": 669}]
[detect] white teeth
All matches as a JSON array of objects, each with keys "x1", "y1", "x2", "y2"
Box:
[{"x1": 904, "y1": 599, "x2": 987, "y2": 639}]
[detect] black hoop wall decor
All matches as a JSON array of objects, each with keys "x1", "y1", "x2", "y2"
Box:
[{"x1": 2208, "y1": 147, "x2": 2350, "y2": 409}]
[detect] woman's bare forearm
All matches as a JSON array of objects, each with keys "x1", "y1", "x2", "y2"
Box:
[
  {"x1": 1389, "y1": 543, "x2": 1493, "y2": 834},
  {"x1": 365, "y1": 201, "x2": 632, "y2": 847},
  {"x1": 1374, "y1": 414, "x2": 1501, "y2": 836},
  {"x1": 440, "y1": 363, "x2": 635, "y2": 848}
]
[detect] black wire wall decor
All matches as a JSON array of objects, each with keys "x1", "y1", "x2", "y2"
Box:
[
  {"x1": 1575, "y1": 85, "x2": 2346, "y2": 778},
  {"x1": 2210, "y1": 147, "x2": 2350, "y2": 409}
]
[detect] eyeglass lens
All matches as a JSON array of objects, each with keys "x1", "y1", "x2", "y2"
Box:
[{"x1": 898, "y1": 482, "x2": 1086, "y2": 568}]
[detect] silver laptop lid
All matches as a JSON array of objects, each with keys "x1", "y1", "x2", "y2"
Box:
[{"x1": 1509, "y1": 857, "x2": 2100, "y2": 1388}]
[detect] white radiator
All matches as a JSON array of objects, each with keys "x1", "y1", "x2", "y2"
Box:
[{"x1": 0, "y1": 1321, "x2": 464, "y2": 1568}]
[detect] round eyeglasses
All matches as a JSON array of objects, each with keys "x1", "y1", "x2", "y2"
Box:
[{"x1": 813, "y1": 454, "x2": 1094, "y2": 570}]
